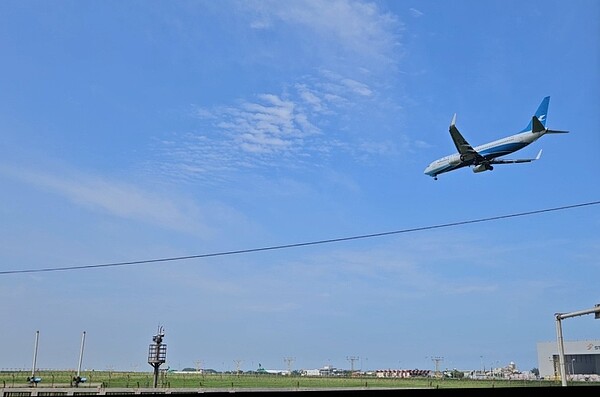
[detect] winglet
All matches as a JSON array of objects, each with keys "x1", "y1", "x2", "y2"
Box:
[
  {"x1": 535, "y1": 149, "x2": 542, "y2": 160},
  {"x1": 451, "y1": 113, "x2": 457, "y2": 127}
]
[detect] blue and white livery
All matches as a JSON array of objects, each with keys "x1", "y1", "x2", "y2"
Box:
[{"x1": 424, "y1": 96, "x2": 568, "y2": 180}]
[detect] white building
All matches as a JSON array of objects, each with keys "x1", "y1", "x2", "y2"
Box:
[
  {"x1": 537, "y1": 339, "x2": 600, "y2": 379},
  {"x1": 300, "y1": 365, "x2": 343, "y2": 377}
]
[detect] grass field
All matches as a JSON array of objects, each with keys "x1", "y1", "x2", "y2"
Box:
[{"x1": 1, "y1": 370, "x2": 595, "y2": 390}]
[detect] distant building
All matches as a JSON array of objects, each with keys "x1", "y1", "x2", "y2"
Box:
[
  {"x1": 465, "y1": 361, "x2": 537, "y2": 380},
  {"x1": 300, "y1": 365, "x2": 343, "y2": 377},
  {"x1": 302, "y1": 369, "x2": 320, "y2": 376},
  {"x1": 537, "y1": 339, "x2": 600, "y2": 379}
]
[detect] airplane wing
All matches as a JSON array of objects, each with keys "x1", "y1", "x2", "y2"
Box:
[
  {"x1": 489, "y1": 149, "x2": 543, "y2": 164},
  {"x1": 448, "y1": 114, "x2": 484, "y2": 163}
]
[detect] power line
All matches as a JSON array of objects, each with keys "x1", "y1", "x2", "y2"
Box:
[{"x1": 1, "y1": 200, "x2": 598, "y2": 275}]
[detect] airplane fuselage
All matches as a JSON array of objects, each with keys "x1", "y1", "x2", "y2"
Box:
[
  {"x1": 424, "y1": 131, "x2": 543, "y2": 177},
  {"x1": 423, "y1": 96, "x2": 567, "y2": 180}
]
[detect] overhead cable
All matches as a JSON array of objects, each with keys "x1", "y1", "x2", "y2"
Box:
[{"x1": 1, "y1": 200, "x2": 598, "y2": 275}]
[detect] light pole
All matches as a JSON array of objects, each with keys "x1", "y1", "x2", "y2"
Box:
[
  {"x1": 431, "y1": 357, "x2": 443, "y2": 377},
  {"x1": 570, "y1": 359, "x2": 575, "y2": 379},
  {"x1": 346, "y1": 356, "x2": 359, "y2": 374},
  {"x1": 29, "y1": 331, "x2": 41, "y2": 386},
  {"x1": 233, "y1": 359, "x2": 243, "y2": 375},
  {"x1": 284, "y1": 357, "x2": 295, "y2": 375},
  {"x1": 74, "y1": 331, "x2": 87, "y2": 387}
]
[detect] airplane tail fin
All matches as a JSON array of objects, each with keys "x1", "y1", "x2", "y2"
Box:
[
  {"x1": 532, "y1": 116, "x2": 545, "y2": 133},
  {"x1": 520, "y1": 96, "x2": 550, "y2": 132}
]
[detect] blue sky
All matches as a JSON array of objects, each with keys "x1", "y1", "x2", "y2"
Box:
[{"x1": 1, "y1": 0, "x2": 599, "y2": 374}]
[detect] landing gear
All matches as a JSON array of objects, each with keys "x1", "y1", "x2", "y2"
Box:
[{"x1": 434, "y1": 175, "x2": 438, "y2": 180}]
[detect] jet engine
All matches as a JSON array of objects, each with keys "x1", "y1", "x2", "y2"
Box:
[
  {"x1": 472, "y1": 163, "x2": 493, "y2": 173},
  {"x1": 449, "y1": 157, "x2": 461, "y2": 166}
]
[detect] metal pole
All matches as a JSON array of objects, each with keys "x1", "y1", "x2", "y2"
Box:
[
  {"x1": 31, "y1": 331, "x2": 39, "y2": 378},
  {"x1": 153, "y1": 364, "x2": 159, "y2": 388},
  {"x1": 77, "y1": 331, "x2": 86, "y2": 377},
  {"x1": 554, "y1": 305, "x2": 600, "y2": 387},
  {"x1": 555, "y1": 315, "x2": 567, "y2": 387}
]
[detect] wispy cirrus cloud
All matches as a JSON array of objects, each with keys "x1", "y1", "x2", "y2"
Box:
[
  {"x1": 409, "y1": 8, "x2": 424, "y2": 18},
  {"x1": 147, "y1": 1, "x2": 408, "y2": 185},
  {"x1": 241, "y1": 0, "x2": 403, "y2": 67},
  {"x1": 1, "y1": 165, "x2": 213, "y2": 235},
  {"x1": 154, "y1": 70, "x2": 403, "y2": 183}
]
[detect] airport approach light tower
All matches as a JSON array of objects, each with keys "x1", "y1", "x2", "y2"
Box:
[{"x1": 148, "y1": 327, "x2": 167, "y2": 388}]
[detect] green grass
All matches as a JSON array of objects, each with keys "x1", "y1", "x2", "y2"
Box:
[{"x1": 0, "y1": 370, "x2": 590, "y2": 390}]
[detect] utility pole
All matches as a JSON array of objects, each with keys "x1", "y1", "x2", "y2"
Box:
[
  {"x1": 195, "y1": 360, "x2": 204, "y2": 373},
  {"x1": 346, "y1": 356, "x2": 359, "y2": 374},
  {"x1": 431, "y1": 357, "x2": 444, "y2": 377},
  {"x1": 233, "y1": 359, "x2": 243, "y2": 375},
  {"x1": 283, "y1": 357, "x2": 295, "y2": 374}
]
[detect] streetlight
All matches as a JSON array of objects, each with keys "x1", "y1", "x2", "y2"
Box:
[{"x1": 570, "y1": 359, "x2": 575, "y2": 379}]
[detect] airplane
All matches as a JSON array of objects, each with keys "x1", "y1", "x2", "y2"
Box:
[{"x1": 424, "y1": 96, "x2": 568, "y2": 180}]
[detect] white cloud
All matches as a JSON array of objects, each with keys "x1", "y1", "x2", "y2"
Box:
[
  {"x1": 1, "y1": 166, "x2": 212, "y2": 235},
  {"x1": 242, "y1": 0, "x2": 402, "y2": 65},
  {"x1": 409, "y1": 8, "x2": 424, "y2": 18},
  {"x1": 215, "y1": 93, "x2": 320, "y2": 154},
  {"x1": 316, "y1": 70, "x2": 374, "y2": 101},
  {"x1": 157, "y1": 70, "x2": 405, "y2": 183},
  {"x1": 249, "y1": 19, "x2": 270, "y2": 29},
  {"x1": 295, "y1": 84, "x2": 327, "y2": 113},
  {"x1": 340, "y1": 78, "x2": 373, "y2": 97}
]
